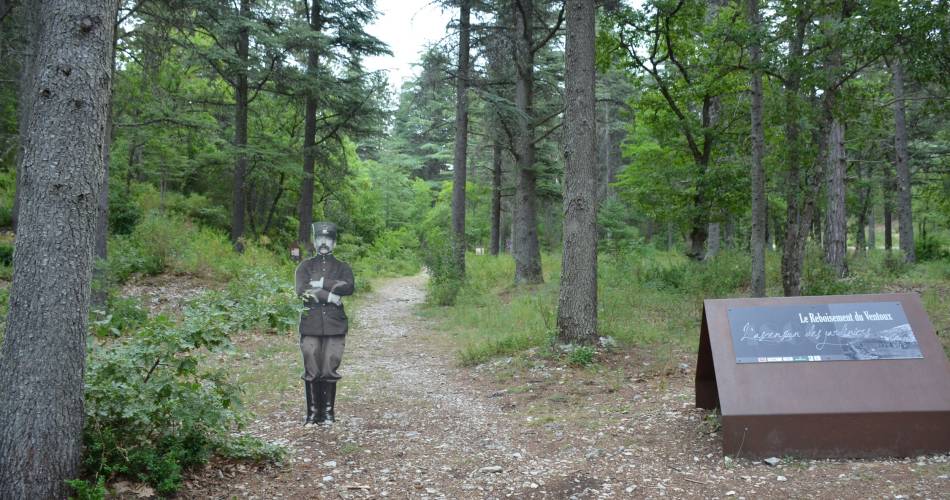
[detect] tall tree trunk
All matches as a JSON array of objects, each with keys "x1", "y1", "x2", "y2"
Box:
[
  {"x1": 867, "y1": 204, "x2": 876, "y2": 250},
  {"x1": 297, "y1": 0, "x2": 322, "y2": 254},
  {"x1": 685, "y1": 0, "x2": 727, "y2": 261},
  {"x1": 0, "y1": 1, "x2": 117, "y2": 496},
  {"x1": 855, "y1": 161, "x2": 870, "y2": 255},
  {"x1": 512, "y1": 0, "x2": 542, "y2": 284},
  {"x1": 687, "y1": 204, "x2": 708, "y2": 260},
  {"x1": 883, "y1": 164, "x2": 894, "y2": 252},
  {"x1": 748, "y1": 0, "x2": 766, "y2": 296},
  {"x1": 230, "y1": 0, "x2": 250, "y2": 252},
  {"x1": 820, "y1": 8, "x2": 849, "y2": 277},
  {"x1": 490, "y1": 139, "x2": 503, "y2": 256},
  {"x1": 781, "y1": 10, "x2": 807, "y2": 296},
  {"x1": 823, "y1": 116, "x2": 848, "y2": 276},
  {"x1": 451, "y1": 0, "x2": 471, "y2": 277},
  {"x1": 890, "y1": 56, "x2": 915, "y2": 262},
  {"x1": 558, "y1": 0, "x2": 597, "y2": 344}
]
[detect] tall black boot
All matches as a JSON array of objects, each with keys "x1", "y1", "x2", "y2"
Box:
[
  {"x1": 304, "y1": 380, "x2": 314, "y2": 425},
  {"x1": 312, "y1": 379, "x2": 327, "y2": 424},
  {"x1": 324, "y1": 382, "x2": 337, "y2": 423}
]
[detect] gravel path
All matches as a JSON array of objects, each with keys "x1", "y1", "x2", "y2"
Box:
[{"x1": 180, "y1": 274, "x2": 950, "y2": 499}]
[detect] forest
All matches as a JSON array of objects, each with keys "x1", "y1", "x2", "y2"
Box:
[{"x1": 0, "y1": 0, "x2": 948, "y2": 497}]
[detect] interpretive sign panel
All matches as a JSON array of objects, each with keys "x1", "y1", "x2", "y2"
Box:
[
  {"x1": 728, "y1": 301, "x2": 922, "y2": 363},
  {"x1": 695, "y1": 293, "x2": 950, "y2": 458}
]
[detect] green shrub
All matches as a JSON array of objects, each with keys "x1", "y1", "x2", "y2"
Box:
[
  {"x1": 421, "y1": 227, "x2": 463, "y2": 306},
  {"x1": 81, "y1": 281, "x2": 286, "y2": 493},
  {"x1": 103, "y1": 234, "x2": 164, "y2": 284},
  {"x1": 135, "y1": 184, "x2": 229, "y2": 232},
  {"x1": 641, "y1": 263, "x2": 688, "y2": 291},
  {"x1": 916, "y1": 233, "x2": 949, "y2": 261},
  {"x1": 692, "y1": 251, "x2": 751, "y2": 297},
  {"x1": 0, "y1": 170, "x2": 15, "y2": 229},
  {"x1": 0, "y1": 240, "x2": 12, "y2": 266},
  {"x1": 90, "y1": 295, "x2": 149, "y2": 338},
  {"x1": 108, "y1": 187, "x2": 140, "y2": 236},
  {"x1": 0, "y1": 287, "x2": 8, "y2": 344},
  {"x1": 567, "y1": 345, "x2": 597, "y2": 367},
  {"x1": 218, "y1": 271, "x2": 303, "y2": 334},
  {"x1": 354, "y1": 228, "x2": 421, "y2": 278},
  {"x1": 799, "y1": 247, "x2": 877, "y2": 296},
  {"x1": 881, "y1": 251, "x2": 912, "y2": 276},
  {"x1": 66, "y1": 476, "x2": 107, "y2": 500}
]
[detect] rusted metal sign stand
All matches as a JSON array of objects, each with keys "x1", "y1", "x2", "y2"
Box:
[{"x1": 696, "y1": 293, "x2": 950, "y2": 458}]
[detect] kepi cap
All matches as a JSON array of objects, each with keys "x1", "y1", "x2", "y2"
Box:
[{"x1": 312, "y1": 221, "x2": 338, "y2": 240}]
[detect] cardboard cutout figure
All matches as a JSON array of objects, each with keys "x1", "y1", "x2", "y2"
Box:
[{"x1": 294, "y1": 222, "x2": 355, "y2": 425}]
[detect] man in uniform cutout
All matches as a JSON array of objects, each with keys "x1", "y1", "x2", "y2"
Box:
[{"x1": 295, "y1": 222, "x2": 354, "y2": 425}]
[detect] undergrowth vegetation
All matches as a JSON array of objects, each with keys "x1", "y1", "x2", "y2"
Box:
[{"x1": 427, "y1": 245, "x2": 950, "y2": 369}]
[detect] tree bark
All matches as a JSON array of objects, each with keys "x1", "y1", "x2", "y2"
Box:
[
  {"x1": 0, "y1": 1, "x2": 117, "y2": 496},
  {"x1": 780, "y1": 10, "x2": 807, "y2": 296},
  {"x1": 855, "y1": 161, "x2": 871, "y2": 255},
  {"x1": 890, "y1": 56, "x2": 915, "y2": 262},
  {"x1": 490, "y1": 139, "x2": 503, "y2": 256},
  {"x1": 883, "y1": 164, "x2": 894, "y2": 252},
  {"x1": 557, "y1": 0, "x2": 597, "y2": 344},
  {"x1": 823, "y1": 116, "x2": 848, "y2": 276},
  {"x1": 867, "y1": 204, "x2": 875, "y2": 250},
  {"x1": 451, "y1": 0, "x2": 471, "y2": 277},
  {"x1": 687, "y1": 209, "x2": 708, "y2": 260},
  {"x1": 297, "y1": 0, "x2": 322, "y2": 254},
  {"x1": 820, "y1": 8, "x2": 848, "y2": 277},
  {"x1": 748, "y1": 0, "x2": 766, "y2": 296},
  {"x1": 512, "y1": 0, "x2": 543, "y2": 284},
  {"x1": 230, "y1": 0, "x2": 250, "y2": 252}
]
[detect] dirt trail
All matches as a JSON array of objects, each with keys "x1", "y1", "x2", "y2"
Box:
[{"x1": 181, "y1": 274, "x2": 950, "y2": 499}]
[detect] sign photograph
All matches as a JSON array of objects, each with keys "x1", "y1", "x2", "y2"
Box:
[{"x1": 727, "y1": 302, "x2": 922, "y2": 363}]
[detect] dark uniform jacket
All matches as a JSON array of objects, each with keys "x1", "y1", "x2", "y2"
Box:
[{"x1": 295, "y1": 254, "x2": 355, "y2": 337}]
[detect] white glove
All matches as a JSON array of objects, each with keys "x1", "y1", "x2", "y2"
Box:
[
  {"x1": 327, "y1": 292, "x2": 342, "y2": 306},
  {"x1": 309, "y1": 278, "x2": 324, "y2": 289}
]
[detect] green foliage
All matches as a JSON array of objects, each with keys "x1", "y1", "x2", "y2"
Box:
[
  {"x1": 215, "y1": 271, "x2": 304, "y2": 335},
  {"x1": 90, "y1": 295, "x2": 149, "y2": 338},
  {"x1": 915, "y1": 233, "x2": 949, "y2": 261},
  {"x1": 66, "y1": 476, "x2": 107, "y2": 500},
  {"x1": 103, "y1": 212, "x2": 291, "y2": 284},
  {"x1": 0, "y1": 239, "x2": 12, "y2": 266},
  {"x1": 567, "y1": 345, "x2": 597, "y2": 367},
  {"x1": 421, "y1": 226, "x2": 463, "y2": 306},
  {"x1": 81, "y1": 273, "x2": 290, "y2": 493},
  {"x1": 598, "y1": 197, "x2": 641, "y2": 254},
  {"x1": 103, "y1": 234, "x2": 165, "y2": 284},
  {"x1": 352, "y1": 228, "x2": 422, "y2": 278},
  {"x1": 0, "y1": 170, "x2": 15, "y2": 229},
  {"x1": 107, "y1": 185, "x2": 140, "y2": 236}
]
